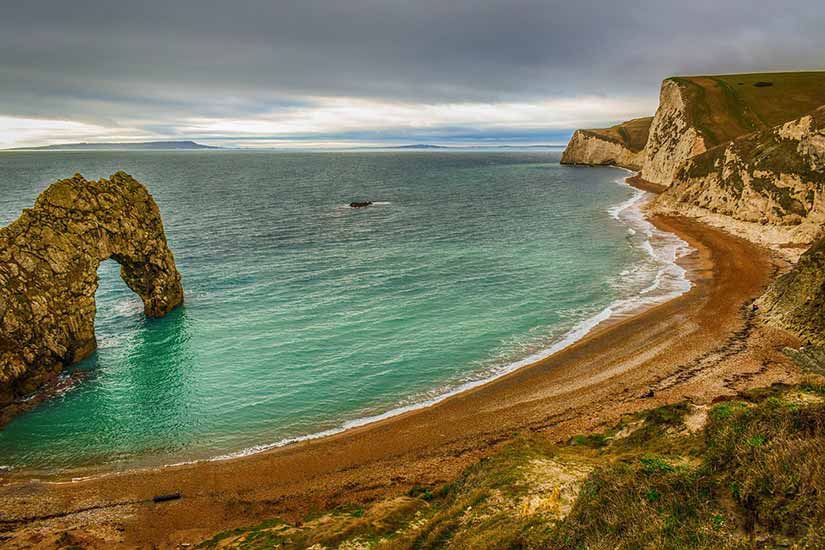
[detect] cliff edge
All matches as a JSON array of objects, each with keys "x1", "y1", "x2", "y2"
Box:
[
  {"x1": 0, "y1": 172, "x2": 183, "y2": 423},
  {"x1": 560, "y1": 117, "x2": 652, "y2": 170},
  {"x1": 564, "y1": 72, "x2": 825, "y2": 188}
]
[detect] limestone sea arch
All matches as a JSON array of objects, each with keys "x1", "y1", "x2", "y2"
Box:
[{"x1": 0, "y1": 172, "x2": 183, "y2": 422}]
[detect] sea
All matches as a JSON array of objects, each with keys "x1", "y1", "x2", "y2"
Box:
[{"x1": 0, "y1": 150, "x2": 691, "y2": 473}]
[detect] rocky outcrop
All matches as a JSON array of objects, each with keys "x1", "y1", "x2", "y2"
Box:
[
  {"x1": 567, "y1": 73, "x2": 825, "y2": 188},
  {"x1": 640, "y1": 79, "x2": 709, "y2": 186},
  {"x1": 0, "y1": 172, "x2": 183, "y2": 420},
  {"x1": 654, "y1": 106, "x2": 825, "y2": 248},
  {"x1": 561, "y1": 117, "x2": 651, "y2": 171},
  {"x1": 758, "y1": 233, "x2": 825, "y2": 345},
  {"x1": 563, "y1": 72, "x2": 825, "y2": 344},
  {"x1": 562, "y1": 78, "x2": 718, "y2": 182}
]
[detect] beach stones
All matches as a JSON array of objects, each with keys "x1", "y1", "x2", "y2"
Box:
[{"x1": 0, "y1": 172, "x2": 183, "y2": 425}]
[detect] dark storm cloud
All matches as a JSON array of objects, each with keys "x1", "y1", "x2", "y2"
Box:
[{"x1": 1, "y1": 0, "x2": 823, "y2": 143}]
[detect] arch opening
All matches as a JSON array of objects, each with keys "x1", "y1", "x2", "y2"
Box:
[{"x1": 0, "y1": 172, "x2": 183, "y2": 424}]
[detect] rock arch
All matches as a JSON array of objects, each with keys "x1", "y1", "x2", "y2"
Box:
[{"x1": 0, "y1": 172, "x2": 183, "y2": 422}]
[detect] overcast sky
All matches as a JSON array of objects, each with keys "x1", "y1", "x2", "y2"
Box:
[{"x1": 2, "y1": 0, "x2": 823, "y2": 148}]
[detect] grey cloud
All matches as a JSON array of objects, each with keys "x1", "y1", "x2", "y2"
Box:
[{"x1": 1, "y1": 0, "x2": 823, "y2": 137}]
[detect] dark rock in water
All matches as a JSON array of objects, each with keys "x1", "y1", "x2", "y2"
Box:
[
  {"x1": 0, "y1": 171, "x2": 183, "y2": 426},
  {"x1": 349, "y1": 201, "x2": 373, "y2": 208}
]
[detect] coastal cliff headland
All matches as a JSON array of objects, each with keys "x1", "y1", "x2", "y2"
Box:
[
  {"x1": 559, "y1": 116, "x2": 652, "y2": 170},
  {"x1": 564, "y1": 71, "x2": 825, "y2": 346},
  {"x1": 0, "y1": 172, "x2": 183, "y2": 425},
  {"x1": 564, "y1": 72, "x2": 825, "y2": 187},
  {"x1": 654, "y1": 105, "x2": 825, "y2": 248}
]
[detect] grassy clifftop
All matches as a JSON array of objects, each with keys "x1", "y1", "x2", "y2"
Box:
[
  {"x1": 563, "y1": 71, "x2": 825, "y2": 179},
  {"x1": 560, "y1": 116, "x2": 652, "y2": 169},
  {"x1": 578, "y1": 116, "x2": 653, "y2": 153},
  {"x1": 669, "y1": 71, "x2": 825, "y2": 148}
]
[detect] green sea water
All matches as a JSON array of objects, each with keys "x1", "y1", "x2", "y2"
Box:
[{"x1": 0, "y1": 151, "x2": 689, "y2": 472}]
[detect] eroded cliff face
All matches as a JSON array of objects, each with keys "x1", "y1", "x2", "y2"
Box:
[
  {"x1": 757, "y1": 234, "x2": 825, "y2": 346},
  {"x1": 560, "y1": 130, "x2": 645, "y2": 170},
  {"x1": 640, "y1": 79, "x2": 708, "y2": 186},
  {"x1": 0, "y1": 172, "x2": 183, "y2": 418},
  {"x1": 561, "y1": 117, "x2": 652, "y2": 171},
  {"x1": 567, "y1": 72, "x2": 825, "y2": 188},
  {"x1": 563, "y1": 73, "x2": 825, "y2": 345},
  {"x1": 654, "y1": 106, "x2": 825, "y2": 248}
]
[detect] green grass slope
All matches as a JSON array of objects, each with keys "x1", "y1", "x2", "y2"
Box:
[{"x1": 670, "y1": 71, "x2": 825, "y2": 147}]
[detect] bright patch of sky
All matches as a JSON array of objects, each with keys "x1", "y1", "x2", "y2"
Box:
[{"x1": 2, "y1": 0, "x2": 822, "y2": 148}]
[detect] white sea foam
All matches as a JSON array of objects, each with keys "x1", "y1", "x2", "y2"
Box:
[
  {"x1": 207, "y1": 170, "x2": 696, "y2": 464},
  {"x1": 608, "y1": 174, "x2": 693, "y2": 305}
]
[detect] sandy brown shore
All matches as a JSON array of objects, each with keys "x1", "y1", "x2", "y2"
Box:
[{"x1": 0, "y1": 183, "x2": 802, "y2": 549}]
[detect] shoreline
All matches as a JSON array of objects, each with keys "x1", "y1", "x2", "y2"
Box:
[
  {"x1": 1, "y1": 170, "x2": 691, "y2": 478},
  {"x1": 198, "y1": 171, "x2": 695, "y2": 467},
  {"x1": 0, "y1": 176, "x2": 798, "y2": 549}
]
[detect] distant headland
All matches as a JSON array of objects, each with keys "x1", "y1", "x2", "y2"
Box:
[{"x1": 7, "y1": 140, "x2": 220, "y2": 151}]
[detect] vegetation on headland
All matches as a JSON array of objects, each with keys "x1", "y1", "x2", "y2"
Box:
[
  {"x1": 198, "y1": 375, "x2": 825, "y2": 549},
  {"x1": 561, "y1": 71, "x2": 825, "y2": 182},
  {"x1": 577, "y1": 116, "x2": 653, "y2": 153},
  {"x1": 678, "y1": 103, "x2": 825, "y2": 186},
  {"x1": 565, "y1": 71, "x2": 825, "y2": 168},
  {"x1": 666, "y1": 103, "x2": 825, "y2": 234},
  {"x1": 668, "y1": 72, "x2": 825, "y2": 148}
]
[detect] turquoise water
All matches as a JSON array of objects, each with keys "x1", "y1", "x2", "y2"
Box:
[{"x1": 0, "y1": 151, "x2": 688, "y2": 472}]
